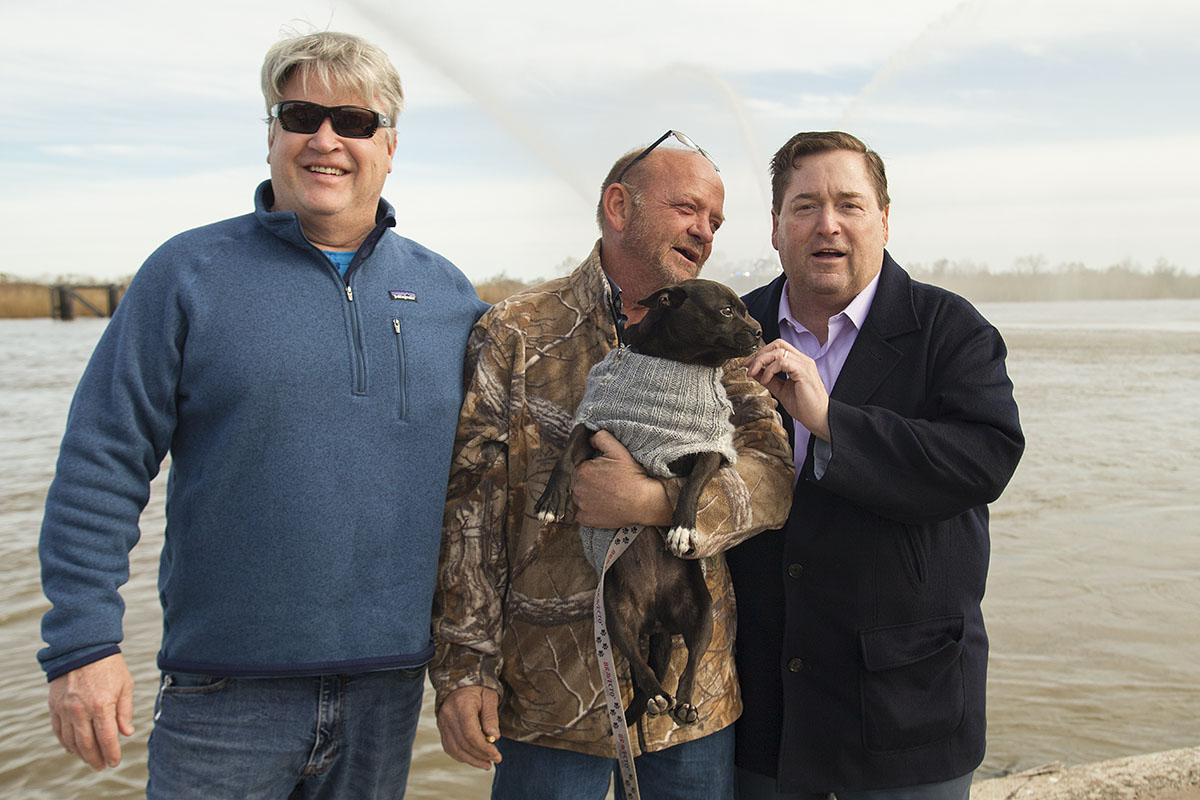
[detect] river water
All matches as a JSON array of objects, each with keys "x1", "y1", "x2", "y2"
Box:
[{"x1": 1, "y1": 299, "x2": 1198, "y2": 797}]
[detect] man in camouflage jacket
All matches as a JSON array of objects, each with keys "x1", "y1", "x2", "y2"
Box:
[{"x1": 431, "y1": 139, "x2": 794, "y2": 799}]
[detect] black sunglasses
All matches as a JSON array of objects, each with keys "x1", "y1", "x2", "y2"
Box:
[
  {"x1": 270, "y1": 101, "x2": 393, "y2": 139},
  {"x1": 615, "y1": 130, "x2": 719, "y2": 184}
]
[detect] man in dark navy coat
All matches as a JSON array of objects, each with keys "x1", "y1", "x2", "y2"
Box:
[{"x1": 731, "y1": 131, "x2": 1024, "y2": 799}]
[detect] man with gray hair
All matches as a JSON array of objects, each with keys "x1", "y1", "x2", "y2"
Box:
[{"x1": 37, "y1": 30, "x2": 486, "y2": 797}]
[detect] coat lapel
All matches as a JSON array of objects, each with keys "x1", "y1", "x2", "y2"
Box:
[
  {"x1": 831, "y1": 252, "x2": 920, "y2": 406},
  {"x1": 742, "y1": 254, "x2": 922, "y2": 432}
]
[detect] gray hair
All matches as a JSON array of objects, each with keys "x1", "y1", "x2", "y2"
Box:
[{"x1": 261, "y1": 31, "x2": 404, "y2": 142}]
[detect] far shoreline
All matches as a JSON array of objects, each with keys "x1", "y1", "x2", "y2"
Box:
[{"x1": 5, "y1": 262, "x2": 1200, "y2": 316}]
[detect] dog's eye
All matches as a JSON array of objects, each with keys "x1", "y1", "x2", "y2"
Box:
[{"x1": 720, "y1": 306, "x2": 733, "y2": 317}]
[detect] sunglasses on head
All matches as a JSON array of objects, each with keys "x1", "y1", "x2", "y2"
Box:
[
  {"x1": 269, "y1": 101, "x2": 393, "y2": 139},
  {"x1": 615, "y1": 130, "x2": 719, "y2": 184}
]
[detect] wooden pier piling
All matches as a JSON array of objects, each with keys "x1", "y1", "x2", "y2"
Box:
[{"x1": 49, "y1": 284, "x2": 123, "y2": 320}]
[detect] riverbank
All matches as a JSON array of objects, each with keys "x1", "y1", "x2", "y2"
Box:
[
  {"x1": 973, "y1": 745, "x2": 1200, "y2": 799},
  {"x1": 0, "y1": 281, "x2": 124, "y2": 318}
]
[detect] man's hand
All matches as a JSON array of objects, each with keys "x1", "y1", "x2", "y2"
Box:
[
  {"x1": 744, "y1": 341, "x2": 831, "y2": 441},
  {"x1": 570, "y1": 430, "x2": 673, "y2": 528},
  {"x1": 437, "y1": 686, "x2": 502, "y2": 770},
  {"x1": 48, "y1": 653, "x2": 135, "y2": 771}
]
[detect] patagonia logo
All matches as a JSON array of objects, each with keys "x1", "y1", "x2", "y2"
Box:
[{"x1": 389, "y1": 290, "x2": 418, "y2": 302}]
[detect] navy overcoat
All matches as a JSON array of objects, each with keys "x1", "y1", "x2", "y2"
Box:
[{"x1": 729, "y1": 252, "x2": 1024, "y2": 793}]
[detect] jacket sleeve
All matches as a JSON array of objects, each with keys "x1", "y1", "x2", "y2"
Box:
[
  {"x1": 814, "y1": 320, "x2": 1024, "y2": 525},
  {"x1": 684, "y1": 361, "x2": 795, "y2": 559},
  {"x1": 429, "y1": 321, "x2": 513, "y2": 708},
  {"x1": 37, "y1": 252, "x2": 184, "y2": 680}
]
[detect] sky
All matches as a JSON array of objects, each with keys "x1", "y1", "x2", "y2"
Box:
[{"x1": 2, "y1": 0, "x2": 1197, "y2": 286}]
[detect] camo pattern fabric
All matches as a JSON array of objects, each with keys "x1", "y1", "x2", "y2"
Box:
[{"x1": 430, "y1": 243, "x2": 794, "y2": 757}]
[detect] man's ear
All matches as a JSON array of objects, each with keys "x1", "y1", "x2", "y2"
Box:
[
  {"x1": 637, "y1": 285, "x2": 687, "y2": 309},
  {"x1": 602, "y1": 182, "x2": 632, "y2": 233}
]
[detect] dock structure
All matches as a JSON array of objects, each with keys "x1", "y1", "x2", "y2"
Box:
[{"x1": 50, "y1": 284, "x2": 123, "y2": 320}]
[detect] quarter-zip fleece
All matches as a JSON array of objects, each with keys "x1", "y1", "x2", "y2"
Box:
[{"x1": 38, "y1": 181, "x2": 488, "y2": 681}]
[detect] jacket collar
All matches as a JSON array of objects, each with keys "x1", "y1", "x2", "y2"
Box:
[
  {"x1": 252, "y1": 180, "x2": 397, "y2": 263},
  {"x1": 568, "y1": 241, "x2": 623, "y2": 347}
]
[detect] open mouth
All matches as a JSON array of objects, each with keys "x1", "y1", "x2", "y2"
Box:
[
  {"x1": 673, "y1": 246, "x2": 699, "y2": 265},
  {"x1": 813, "y1": 248, "x2": 846, "y2": 259},
  {"x1": 308, "y1": 165, "x2": 347, "y2": 176}
]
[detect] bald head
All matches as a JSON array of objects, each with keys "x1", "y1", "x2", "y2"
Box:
[{"x1": 598, "y1": 147, "x2": 725, "y2": 308}]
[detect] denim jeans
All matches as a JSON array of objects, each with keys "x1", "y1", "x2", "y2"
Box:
[
  {"x1": 491, "y1": 725, "x2": 735, "y2": 800},
  {"x1": 734, "y1": 767, "x2": 973, "y2": 800},
  {"x1": 146, "y1": 666, "x2": 425, "y2": 799}
]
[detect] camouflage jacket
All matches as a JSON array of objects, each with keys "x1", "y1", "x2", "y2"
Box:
[{"x1": 430, "y1": 244, "x2": 794, "y2": 757}]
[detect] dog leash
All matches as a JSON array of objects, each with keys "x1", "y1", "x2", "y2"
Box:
[{"x1": 595, "y1": 524, "x2": 644, "y2": 800}]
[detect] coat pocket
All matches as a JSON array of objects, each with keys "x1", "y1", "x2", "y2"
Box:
[{"x1": 858, "y1": 615, "x2": 965, "y2": 753}]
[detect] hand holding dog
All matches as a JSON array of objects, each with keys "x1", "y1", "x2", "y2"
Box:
[
  {"x1": 436, "y1": 686, "x2": 502, "y2": 770},
  {"x1": 570, "y1": 430, "x2": 673, "y2": 529},
  {"x1": 744, "y1": 341, "x2": 831, "y2": 442}
]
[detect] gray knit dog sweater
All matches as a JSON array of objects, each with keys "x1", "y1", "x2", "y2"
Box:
[{"x1": 573, "y1": 347, "x2": 738, "y2": 573}]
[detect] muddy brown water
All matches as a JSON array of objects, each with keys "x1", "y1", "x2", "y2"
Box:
[{"x1": 2, "y1": 300, "x2": 1198, "y2": 797}]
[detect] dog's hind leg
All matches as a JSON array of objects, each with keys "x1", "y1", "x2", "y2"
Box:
[
  {"x1": 604, "y1": 589, "x2": 674, "y2": 725},
  {"x1": 670, "y1": 566, "x2": 714, "y2": 726},
  {"x1": 622, "y1": 631, "x2": 672, "y2": 726}
]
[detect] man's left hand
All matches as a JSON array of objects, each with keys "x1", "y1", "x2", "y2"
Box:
[{"x1": 570, "y1": 430, "x2": 673, "y2": 528}]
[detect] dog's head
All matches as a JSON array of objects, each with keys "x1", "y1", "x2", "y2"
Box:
[{"x1": 625, "y1": 279, "x2": 762, "y2": 367}]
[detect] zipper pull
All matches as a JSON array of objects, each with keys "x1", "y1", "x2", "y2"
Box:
[
  {"x1": 393, "y1": 318, "x2": 401, "y2": 334},
  {"x1": 345, "y1": 285, "x2": 354, "y2": 302},
  {"x1": 154, "y1": 673, "x2": 173, "y2": 720}
]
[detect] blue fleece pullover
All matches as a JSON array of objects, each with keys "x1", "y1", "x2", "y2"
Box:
[{"x1": 38, "y1": 182, "x2": 487, "y2": 681}]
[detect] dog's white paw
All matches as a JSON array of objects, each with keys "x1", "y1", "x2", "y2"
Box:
[
  {"x1": 665, "y1": 526, "x2": 698, "y2": 557},
  {"x1": 536, "y1": 509, "x2": 560, "y2": 523},
  {"x1": 671, "y1": 703, "x2": 699, "y2": 726},
  {"x1": 647, "y1": 694, "x2": 674, "y2": 716}
]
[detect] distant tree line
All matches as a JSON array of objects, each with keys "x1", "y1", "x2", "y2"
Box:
[
  {"x1": 473, "y1": 256, "x2": 1200, "y2": 305},
  {"x1": 902, "y1": 256, "x2": 1200, "y2": 302},
  {"x1": 8, "y1": 255, "x2": 1198, "y2": 312}
]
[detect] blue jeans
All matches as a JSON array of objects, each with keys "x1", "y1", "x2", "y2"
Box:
[
  {"x1": 146, "y1": 667, "x2": 425, "y2": 799},
  {"x1": 491, "y1": 725, "x2": 735, "y2": 800},
  {"x1": 734, "y1": 767, "x2": 973, "y2": 800}
]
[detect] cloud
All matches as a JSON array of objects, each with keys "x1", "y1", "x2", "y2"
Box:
[
  {"x1": 38, "y1": 144, "x2": 195, "y2": 159},
  {"x1": 0, "y1": 0, "x2": 1196, "y2": 283}
]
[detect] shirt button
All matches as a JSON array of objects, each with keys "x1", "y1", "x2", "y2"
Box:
[
  {"x1": 787, "y1": 563, "x2": 804, "y2": 578},
  {"x1": 787, "y1": 658, "x2": 804, "y2": 672}
]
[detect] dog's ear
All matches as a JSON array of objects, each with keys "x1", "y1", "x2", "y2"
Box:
[{"x1": 638, "y1": 285, "x2": 688, "y2": 309}]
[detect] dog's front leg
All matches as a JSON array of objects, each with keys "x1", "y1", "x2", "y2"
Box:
[
  {"x1": 535, "y1": 424, "x2": 594, "y2": 522},
  {"x1": 665, "y1": 451, "x2": 724, "y2": 557}
]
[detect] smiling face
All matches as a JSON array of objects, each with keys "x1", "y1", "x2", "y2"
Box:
[
  {"x1": 621, "y1": 149, "x2": 725, "y2": 289},
  {"x1": 772, "y1": 149, "x2": 889, "y2": 321},
  {"x1": 266, "y1": 70, "x2": 397, "y2": 249}
]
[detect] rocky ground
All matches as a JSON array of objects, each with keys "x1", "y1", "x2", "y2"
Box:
[{"x1": 972, "y1": 746, "x2": 1200, "y2": 799}]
